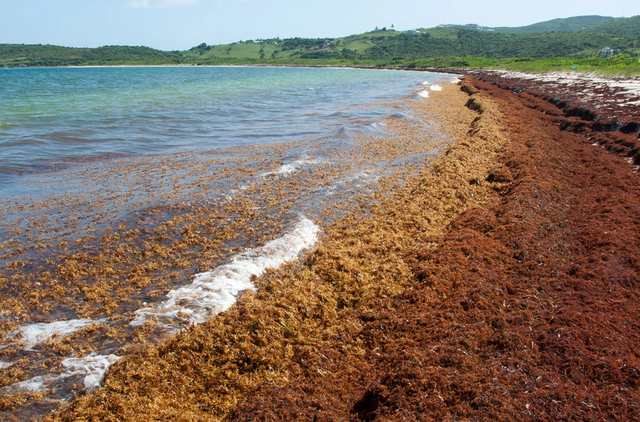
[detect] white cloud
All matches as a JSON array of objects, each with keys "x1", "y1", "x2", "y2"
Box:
[{"x1": 131, "y1": 0, "x2": 200, "y2": 8}]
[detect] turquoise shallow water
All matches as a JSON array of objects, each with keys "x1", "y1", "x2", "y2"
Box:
[{"x1": 0, "y1": 66, "x2": 444, "y2": 197}]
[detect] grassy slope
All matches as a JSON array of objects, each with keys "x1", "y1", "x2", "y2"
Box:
[
  {"x1": 1, "y1": 17, "x2": 639, "y2": 76},
  {"x1": 586, "y1": 15, "x2": 640, "y2": 37},
  {"x1": 494, "y1": 15, "x2": 615, "y2": 34},
  {"x1": 184, "y1": 27, "x2": 639, "y2": 62},
  {"x1": 181, "y1": 27, "x2": 640, "y2": 76}
]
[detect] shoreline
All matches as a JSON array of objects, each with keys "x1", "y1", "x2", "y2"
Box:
[
  {"x1": 2, "y1": 69, "x2": 639, "y2": 420},
  {"x1": 0, "y1": 70, "x2": 457, "y2": 420},
  {"x1": 48, "y1": 72, "x2": 640, "y2": 420},
  {"x1": 5, "y1": 63, "x2": 449, "y2": 73},
  {"x1": 44, "y1": 80, "x2": 507, "y2": 421},
  {"x1": 5, "y1": 63, "x2": 640, "y2": 82}
]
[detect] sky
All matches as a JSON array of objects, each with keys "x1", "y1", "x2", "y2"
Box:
[{"x1": 2, "y1": 0, "x2": 639, "y2": 51}]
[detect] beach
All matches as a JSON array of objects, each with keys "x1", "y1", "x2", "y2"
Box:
[
  {"x1": 2, "y1": 69, "x2": 640, "y2": 420},
  {"x1": 0, "y1": 68, "x2": 459, "y2": 419}
]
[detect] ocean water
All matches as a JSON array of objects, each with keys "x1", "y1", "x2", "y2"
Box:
[
  {"x1": 1, "y1": 66, "x2": 441, "y2": 197},
  {"x1": 0, "y1": 66, "x2": 457, "y2": 419}
]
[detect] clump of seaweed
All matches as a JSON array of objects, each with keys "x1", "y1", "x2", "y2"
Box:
[{"x1": 43, "y1": 82, "x2": 512, "y2": 421}]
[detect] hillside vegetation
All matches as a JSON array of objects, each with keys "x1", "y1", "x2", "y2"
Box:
[
  {"x1": 494, "y1": 15, "x2": 615, "y2": 34},
  {"x1": 586, "y1": 15, "x2": 640, "y2": 37},
  {"x1": 182, "y1": 15, "x2": 640, "y2": 64},
  {"x1": 0, "y1": 44, "x2": 184, "y2": 67},
  {"x1": 1, "y1": 15, "x2": 639, "y2": 75}
]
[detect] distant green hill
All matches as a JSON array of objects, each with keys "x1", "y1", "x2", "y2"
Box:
[
  {"x1": 585, "y1": 15, "x2": 640, "y2": 37},
  {"x1": 0, "y1": 44, "x2": 184, "y2": 67},
  {"x1": 184, "y1": 27, "x2": 639, "y2": 64},
  {"x1": 1, "y1": 15, "x2": 639, "y2": 69},
  {"x1": 494, "y1": 15, "x2": 615, "y2": 34}
]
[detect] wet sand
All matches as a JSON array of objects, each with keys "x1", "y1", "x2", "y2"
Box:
[{"x1": 3, "y1": 71, "x2": 640, "y2": 420}]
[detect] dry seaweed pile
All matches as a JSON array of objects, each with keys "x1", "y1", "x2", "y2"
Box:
[
  {"x1": 470, "y1": 69, "x2": 640, "y2": 169},
  {"x1": 228, "y1": 78, "x2": 640, "y2": 420},
  {"x1": 7, "y1": 72, "x2": 640, "y2": 421},
  {"x1": 39, "y1": 82, "x2": 512, "y2": 421},
  {"x1": 0, "y1": 80, "x2": 452, "y2": 419}
]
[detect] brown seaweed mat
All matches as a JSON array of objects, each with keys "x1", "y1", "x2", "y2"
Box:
[{"x1": 37, "y1": 76, "x2": 640, "y2": 420}]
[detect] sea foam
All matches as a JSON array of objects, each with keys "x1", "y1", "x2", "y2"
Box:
[
  {"x1": 262, "y1": 156, "x2": 319, "y2": 176},
  {"x1": 61, "y1": 354, "x2": 122, "y2": 389},
  {"x1": 1, "y1": 354, "x2": 121, "y2": 393},
  {"x1": 130, "y1": 216, "x2": 320, "y2": 327},
  {"x1": 16, "y1": 319, "x2": 101, "y2": 349}
]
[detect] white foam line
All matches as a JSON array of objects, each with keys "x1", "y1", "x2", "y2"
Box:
[
  {"x1": 272, "y1": 163, "x2": 298, "y2": 175},
  {"x1": 14, "y1": 319, "x2": 102, "y2": 349},
  {"x1": 6, "y1": 375, "x2": 51, "y2": 392},
  {"x1": 429, "y1": 84, "x2": 443, "y2": 92},
  {"x1": 62, "y1": 354, "x2": 122, "y2": 389},
  {"x1": 262, "y1": 156, "x2": 319, "y2": 177},
  {"x1": 131, "y1": 216, "x2": 320, "y2": 327},
  {"x1": 417, "y1": 90, "x2": 430, "y2": 98},
  {"x1": 1, "y1": 354, "x2": 121, "y2": 393},
  {"x1": 0, "y1": 361, "x2": 13, "y2": 369}
]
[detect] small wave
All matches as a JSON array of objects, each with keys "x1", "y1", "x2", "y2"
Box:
[
  {"x1": 274, "y1": 163, "x2": 299, "y2": 175},
  {"x1": 61, "y1": 354, "x2": 122, "y2": 389},
  {"x1": 326, "y1": 169, "x2": 381, "y2": 195},
  {"x1": 130, "y1": 216, "x2": 320, "y2": 328},
  {"x1": 370, "y1": 122, "x2": 387, "y2": 129},
  {"x1": 1, "y1": 354, "x2": 121, "y2": 393},
  {"x1": 12, "y1": 319, "x2": 102, "y2": 349},
  {"x1": 430, "y1": 85, "x2": 443, "y2": 92},
  {"x1": 389, "y1": 112, "x2": 410, "y2": 120},
  {"x1": 422, "y1": 81, "x2": 431, "y2": 86},
  {"x1": 262, "y1": 156, "x2": 319, "y2": 177},
  {"x1": 417, "y1": 90, "x2": 430, "y2": 98},
  {"x1": 3, "y1": 375, "x2": 55, "y2": 393}
]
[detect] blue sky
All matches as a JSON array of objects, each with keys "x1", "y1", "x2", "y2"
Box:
[{"x1": 2, "y1": 0, "x2": 638, "y2": 50}]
